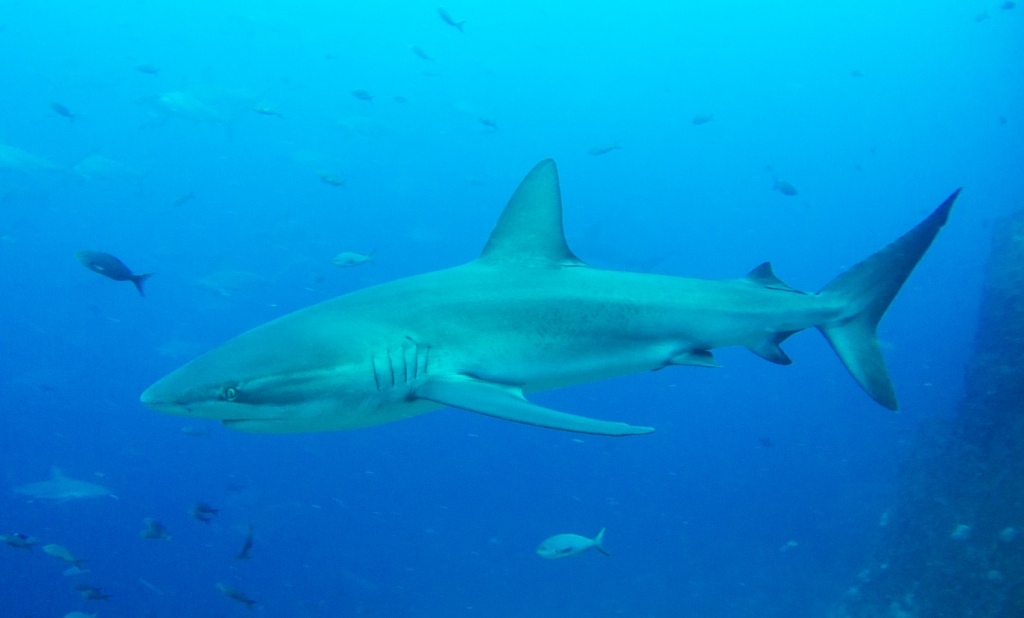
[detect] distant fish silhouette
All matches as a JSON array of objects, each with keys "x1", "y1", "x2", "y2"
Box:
[
  {"x1": 190, "y1": 501, "x2": 219, "y2": 523},
  {"x1": 76, "y1": 250, "x2": 154, "y2": 296},
  {"x1": 51, "y1": 102, "x2": 77, "y2": 121},
  {"x1": 140, "y1": 518, "x2": 171, "y2": 540},
  {"x1": 235, "y1": 524, "x2": 254, "y2": 560},
  {"x1": 351, "y1": 89, "x2": 373, "y2": 102},
  {"x1": 218, "y1": 583, "x2": 257, "y2": 609},
  {"x1": 438, "y1": 8, "x2": 465, "y2": 32},
  {"x1": 692, "y1": 113, "x2": 714, "y2": 125},
  {"x1": 136, "y1": 63, "x2": 160, "y2": 74},
  {"x1": 15, "y1": 468, "x2": 116, "y2": 502},
  {"x1": 411, "y1": 45, "x2": 435, "y2": 61},
  {"x1": 588, "y1": 141, "x2": 621, "y2": 156},
  {"x1": 172, "y1": 191, "x2": 195, "y2": 207},
  {"x1": 772, "y1": 178, "x2": 798, "y2": 196}
]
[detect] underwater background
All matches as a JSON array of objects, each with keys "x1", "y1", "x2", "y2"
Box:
[{"x1": 0, "y1": 1, "x2": 1021, "y2": 617}]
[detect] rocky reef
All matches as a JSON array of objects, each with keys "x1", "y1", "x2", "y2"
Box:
[{"x1": 835, "y1": 211, "x2": 1024, "y2": 618}]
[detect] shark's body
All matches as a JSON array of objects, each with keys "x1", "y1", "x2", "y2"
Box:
[
  {"x1": 14, "y1": 468, "x2": 115, "y2": 501},
  {"x1": 142, "y1": 160, "x2": 958, "y2": 437}
]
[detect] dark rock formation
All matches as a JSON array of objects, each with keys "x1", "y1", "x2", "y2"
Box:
[{"x1": 836, "y1": 212, "x2": 1024, "y2": 618}]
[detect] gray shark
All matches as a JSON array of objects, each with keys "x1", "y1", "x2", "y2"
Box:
[
  {"x1": 14, "y1": 468, "x2": 116, "y2": 501},
  {"x1": 141, "y1": 160, "x2": 958, "y2": 437}
]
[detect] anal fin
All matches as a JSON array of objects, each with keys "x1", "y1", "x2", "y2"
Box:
[
  {"x1": 416, "y1": 376, "x2": 654, "y2": 437},
  {"x1": 746, "y1": 330, "x2": 797, "y2": 365}
]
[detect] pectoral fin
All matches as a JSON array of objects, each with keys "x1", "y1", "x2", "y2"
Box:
[{"x1": 416, "y1": 376, "x2": 654, "y2": 437}]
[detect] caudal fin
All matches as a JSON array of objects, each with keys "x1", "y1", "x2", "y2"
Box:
[
  {"x1": 817, "y1": 190, "x2": 960, "y2": 410},
  {"x1": 593, "y1": 527, "x2": 610, "y2": 556},
  {"x1": 131, "y1": 273, "x2": 154, "y2": 296}
]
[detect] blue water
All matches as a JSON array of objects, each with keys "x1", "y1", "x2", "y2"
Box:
[{"x1": 1, "y1": 1, "x2": 1020, "y2": 616}]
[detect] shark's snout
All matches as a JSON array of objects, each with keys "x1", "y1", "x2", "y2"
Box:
[{"x1": 140, "y1": 377, "x2": 190, "y2": 415}]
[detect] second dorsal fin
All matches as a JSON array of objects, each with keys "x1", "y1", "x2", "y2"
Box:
[
  {"x1": 745, "y1": 262, "x2": 805, "y2": 294},
  {"x1": 478, "y1": 159, "x2": 586, "y2": 267}
]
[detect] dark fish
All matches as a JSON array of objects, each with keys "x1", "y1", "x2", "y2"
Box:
[
  {"x1": 772, "y1": 178, "x2": 798, "y2": 196},
  {"x1": 51, "y1": 102, "x2": 76, "y2": 121},
  {"x1": 235, "y1": 524, "x2": 254, "y2": 559},
  {"x1": 75, "y1": 583, "x2": 111, "y2": 601},
  {"x1": 850, "y1": 70, "x2": 865, "y2": 78},
  {"x1": 140, "y1": 518, "x2": 171, "y2": 540},
  {"x1": 189, "y1": 501, "x2": 219, "y2": 522},
  {"x1": 479, "y1": 117, "x2": 498, "y2": 131},
  {"x1": 218, "y1": 583, "x2": 256, "y2": 609},
  {"x1": 759, "y1": 437, "x2": 773, "y2": 448},
  {"x1": 692, "y1": 114, "x2": 714, "y2": 125},
  {"x1": 1001, "y1": 1, "x2": 1015, "y2": 9},
  {"x1": 136, "y1": 63, "x2": 160, "y2": 74},
  {"x1": 76, "y1": 250, "x2": 154, "y2": 296},
  {"x1": 588, "y1": 141, "x2": 621, "y2": 156},
  {"x1": 351, "y1": 89, "x2": 373, "y2": 101},
  {"x1": 411, "y1": 45, "x2": 434, "y2": 61},
  {"x1": 172, "y1": 191, "x2": 195, "y2": 207},
  {"x1": 976, "y1": 11, "x2": 990, "y2": 21},
  {"x1": 438, "y1": 8, "x2": 465, "y2": 32},
  {"x1": 1, "y1": 533, "x2": 39, "y2": 550}
]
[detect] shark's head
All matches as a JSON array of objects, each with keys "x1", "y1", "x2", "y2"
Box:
[{"x1": 140, "y1": 309, "x2": 377, "y2": 432}]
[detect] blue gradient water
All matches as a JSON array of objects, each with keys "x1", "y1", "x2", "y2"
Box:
[{"x1": 1, "y1": 2, "x2": 1020, "y2": 616}]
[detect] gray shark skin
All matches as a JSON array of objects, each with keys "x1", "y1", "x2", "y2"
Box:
[
  {"x1": 141, "y1": 160, "x2": 958, "y2": 437},
  {"x1": 14, "y1": 468, "x2": 115, "y2": 501}
]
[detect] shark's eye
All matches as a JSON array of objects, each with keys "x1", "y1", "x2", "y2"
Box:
[{"x1": 223, "y1": 387, "x2": 238, "y2": 401}]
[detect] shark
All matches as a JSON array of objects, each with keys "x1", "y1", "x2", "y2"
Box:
[
  {"x1": 14, "y1": 468, "x2": 116, "y2": 501},
  {"x1": 141, "y1": 160, "x2": 958, "y2": 437}
]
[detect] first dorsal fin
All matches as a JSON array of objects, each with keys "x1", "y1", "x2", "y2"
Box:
[
  {"x1": 745, "y1": 262, "x2": 804, "y2": 294},
  {"x1": 478, "y1": 159, "x2": 586, "y2": 267}
]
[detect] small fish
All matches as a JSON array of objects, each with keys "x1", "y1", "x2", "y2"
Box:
[
  {"x1": 537, "y1": 528, "x2": 609, "y2": 559},
  {"x1": 136, "y1": 63, "x2": 160, "y2": 74},
  {"x1": 235, "y1": 524, "x2": 254, "y2": 560},
  {"x1": 411, "y1": 45, "x2": 434, "y2": 61},
  {"x1": 588, "y1": 141, "x2": 621, "y2": 156},
  {"x1": 759, "y1": 437, "x2": 773, "y2": 448},
  {"x1": 76, "y1": 250, "x2": 154, "y2": 296},
  {"x1": 393, "y1": 95, "x2": 408, "y2": 103},
  {"x1": 351, "y1": 89, "x2": 373, "y2": 101},
  {"x1": 218, "y1": 582, "x2": 257, "y2": 609},
  {"x1": 1001, "y1": 1, "x2": 1015, "y2": 9},
  {"x1": 173, "y1": 191, "x2": 196, "y2": 207},
  {"x1": 51, "y1": 102, "x2": 77, "y2": 121},
  {"x1": 317, "y1": 170, "x2": 345, "y2": 186},
  {"x1": 253, "y1": 103, "x2": 282, "y2": 117},
  {"x1": 0, "y1": 532, "x2": 39, "y2": 550},
  {"x1": 479, "y1": 117, "x2": 498, "y2": 131},
  {"x1": 779, "y1": 540, "x2": 799, "y2": 552},
  {"x1": 140, "y1": 518, "x2": 171, "y2": 540},
  {"x1": 75, "y1": 583, "x2": 111, "y2": 601},
  {"x1": 692, "y1": 113, "x2": 714, "y2": 125},
  {"x1": 772, "y1": 178, "x2": 798, "y2": 196},
  {"x1": 190, "y1": 502, "x2": 219, "y2": 523},
  {"x1": 64, "y1": 566, "x2": 90, "y2": 576},
  {"x1": 850, "y1": 70, "x2": 865, "y2": 78},
  {"x1": 999, "y1": 527, "x2": 1018, "y2": 542},
  {"x1": 950, "y1": 524, "x2": 972, "y2": 541},
  {"x1": 44, "y1": 544, "x2": 87, "y2": 568},
  {"x1": 438, "y1": 8, "x2": 465, "y2": 32},
  {"x1": 333, "y1": 252, "x2": 374, "y2": 267},
  {"x1": 976, "y1": 11, "x2": 990, "y2": 21}
]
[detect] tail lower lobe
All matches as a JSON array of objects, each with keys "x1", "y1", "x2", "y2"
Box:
[
  {"x1": 132, "y1": 273, "x2": 154, "y2": 296},
  {"x1": 817, "y1": 190, "x2": 960, "y2": 410}
]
